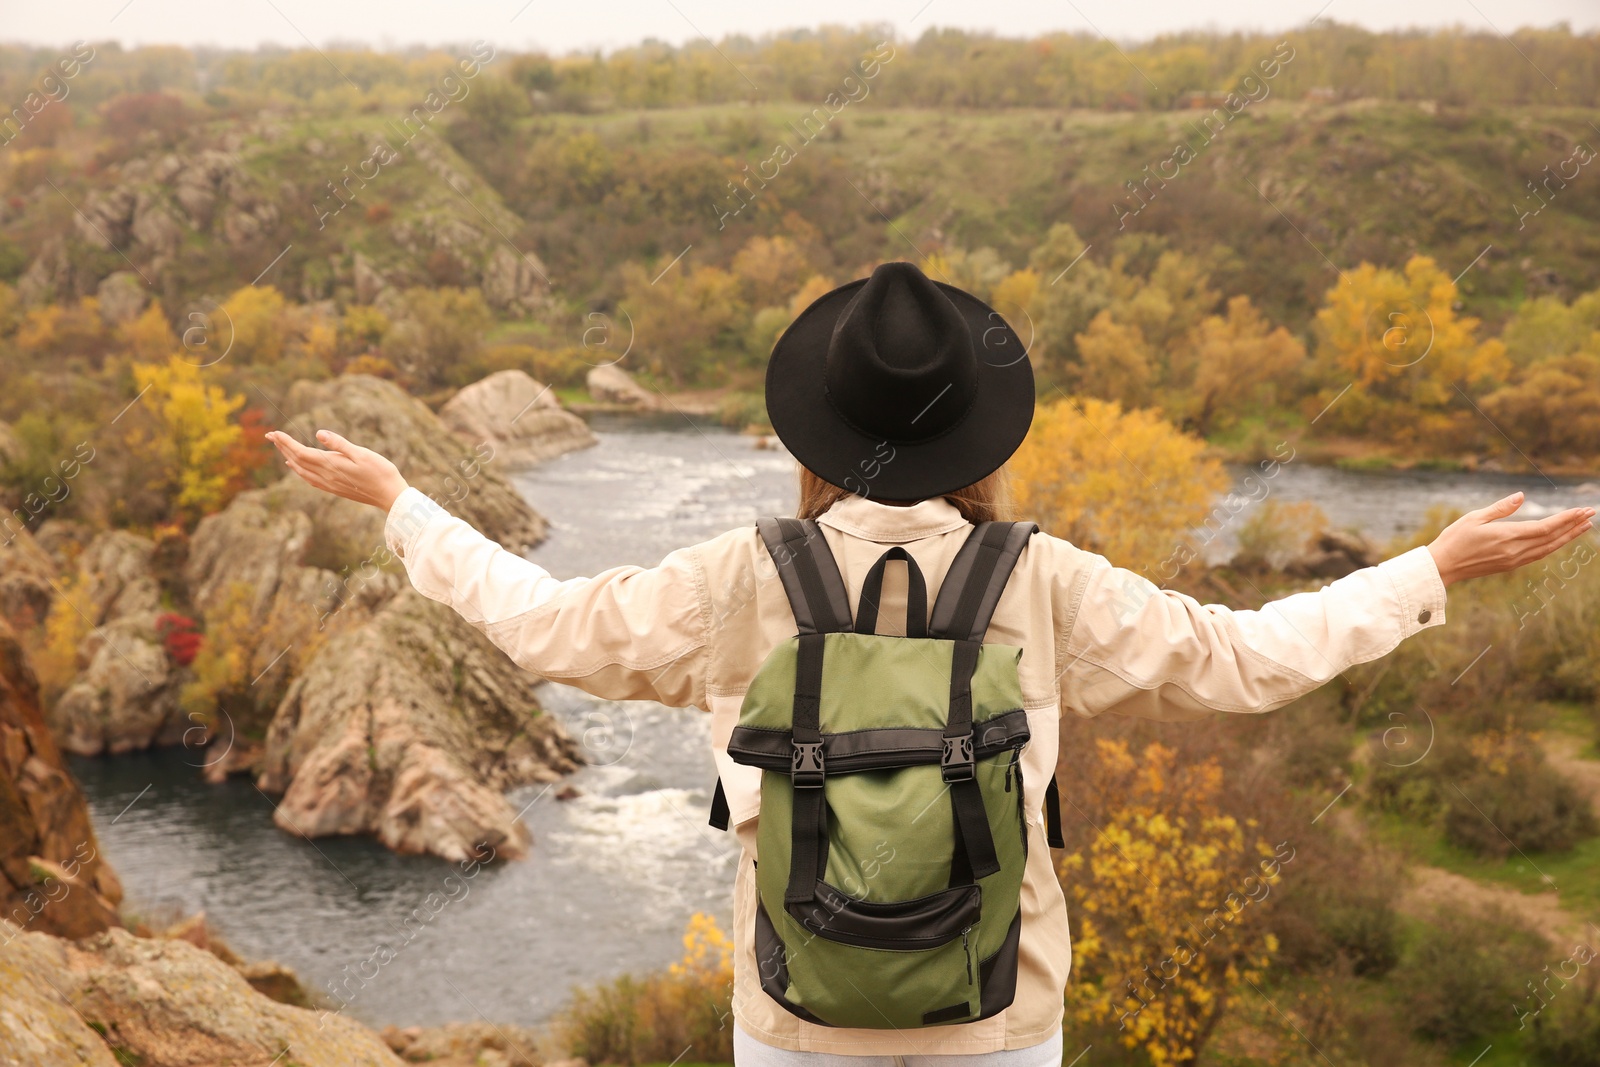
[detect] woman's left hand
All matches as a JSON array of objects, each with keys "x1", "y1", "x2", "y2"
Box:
[{"x1": 266, "y1": 429, "x2": 410, "y2": 512}]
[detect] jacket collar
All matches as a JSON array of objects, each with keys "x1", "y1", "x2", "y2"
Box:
[{"x1": 815, "y1": 494, "x2": 969, "y2": 544}]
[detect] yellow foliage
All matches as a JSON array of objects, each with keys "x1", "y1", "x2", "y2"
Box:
[
  {"x1": 1062, "y1": 740, "x2": 1282, "y2": 1066},
  {"x1": 1074, "y1": 310, "x2": 1155, "y2": 408},
  {"x1": 732, "y1": 234, "x2": 812, "y2": 308},
  {"x1": 33, "y1": 573, "x2": 92, "y2": 708},
  {"x1": 218, "y1": 285, "x2": 290, "y2": 364},
  {"x1": 1314, "y1": 255, "x2": 1509, "y2": 411},
  {"x1": 1189, "y1": 295, "x2": 1306, "y2": 434},
  {"x1": 787, "y1": 273, "x2": 836, "y2": 317},
  {"x1": 131, "y1": 356, "x2": 246, "y2": 519},
  {"x1": 340, "y1": 304, "x2": 390, "y2": 347},
  {"x1": 990, "y1": 268, "x2": 1040, "y2": 318},
  {"x1": 15, "y1": 298, "x2": 111, "y2": 359},
  {"x1": 1009, "y1": 397, "x2": 1229, "y2": 575},
  {"x1": 119, "y1": 302, "x2": 179, "y2": 363},
  {"x1": 668, "y1": 911, "x2": 734, "y2": 983}
]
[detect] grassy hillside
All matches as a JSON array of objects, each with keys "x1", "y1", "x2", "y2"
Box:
[{"x1": 459, "y1": 99, "x2": 1600, "y2": 331}]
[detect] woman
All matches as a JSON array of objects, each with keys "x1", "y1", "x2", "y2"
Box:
[{"x1": 269, "y1": 262, "x2": 1592, "y2": 1065}]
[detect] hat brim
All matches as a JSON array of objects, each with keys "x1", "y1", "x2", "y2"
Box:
[{"x1": 765, "y1": 277, "x2": 1035, "y2": 501}]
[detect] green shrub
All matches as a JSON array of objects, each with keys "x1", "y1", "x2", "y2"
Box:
[
  {"x1": 1441, "y1": 733, "x2": 1597, "y2": 857},
  {"x1": 1394, "y1": 903, "x2": 1549, "y2": 1044},
  {"x1": 1530, "y1": 972, "x2": 1600, "y2": 1067},
  {"x1": 1269, "y1": 833, "x2": 1403, "y2": 978}
]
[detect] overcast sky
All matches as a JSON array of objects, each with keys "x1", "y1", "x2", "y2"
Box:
[{"x1": 1, "y1": 0, "x2": 1594, "y2": 54}]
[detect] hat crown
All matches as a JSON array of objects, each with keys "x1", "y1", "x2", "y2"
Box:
[{"x1": 823, "y1": 262, "x2": 979, "y2": 443}]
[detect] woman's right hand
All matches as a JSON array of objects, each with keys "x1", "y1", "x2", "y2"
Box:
[{"x1": 1426, "y1": 492, "x2": 1594, "y2": 587}]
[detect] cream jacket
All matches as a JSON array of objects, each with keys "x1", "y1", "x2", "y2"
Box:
[{"x1": 383, "y1": 486, "x2": 1448, "y2": 1055}]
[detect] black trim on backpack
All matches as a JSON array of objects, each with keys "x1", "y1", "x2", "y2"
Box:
[
  {"x1": 727, "y1": 708, "x2": 1031, "y2": 774},
  {"x1": 976, "y1": 908, "x2": 1024, "y2": 1019},
  {"x1": 754, "y1": 897, "x2": 831, "y2": 1025},
  {"x1": 789, "y1": 880, "x2": 982, "y2": 950}
]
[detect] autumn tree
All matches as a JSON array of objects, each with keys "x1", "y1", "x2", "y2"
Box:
[
  {"x1": 1187, "y1": 296, "x2": 1306, "y2": 435},
  {"x1": 1062, "y1": 740, "x2": 1284, "y2": 1066},
  {"x1": 620, "y1": 258, "x2": 745, "y2": 386},
  {"x1": 1480, "y1": 287, "x2": 1600, "y2": 461},
  {"x1": 731, "y1": 234, "x2": 813, "y2": 309},
  {"x1": 384, "y1": 287, "x2": 493, "y2": 389},
  {"x1": 1073, "y1": 311, "x2": 1155, "y2": 409},
  {"x1": 1311, "y1": 256, "x2": 1509, "y2": 445},
  {"x1": 130, "y1": 356, "x2": 247, "y2": 522},
  {"x1": 1025, "y1": 223, "x2": 1111, "y2": 379},
  {"x1": 1009, "y1": 396, "x2": 1229, "y2": 575}
]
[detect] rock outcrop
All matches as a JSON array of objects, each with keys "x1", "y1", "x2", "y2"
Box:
[
  {"x1": 47, "y1": 531, "x2": 187, "y2": 756},
  {"x1": 177, "y1": 374, "x2": 578, "y2": 860},
  {"x1": 1284, "y1": 528, "x2": 1382, "y2": 580},
  {"x1": 259, "y1": 589, "x2": 580, "y2": 862},
  {"x1": 586, "y1": 363, "x2": 660, "y2": 408},
  {"x1": 0, "y1": 920, "x2": 403, "y2": 1067},
  {"x1": 439, "y1": 369, "x2": 597, "y2": 469},
  {"x1": 0, "y1": 619, "x2": 123, "y2": 942},
  {"x1": 282, "y1": 374, "x2": 546, "y2": 553},
  {"x1": 0, "y1": 524, "x2": 57, "y2": 632}
]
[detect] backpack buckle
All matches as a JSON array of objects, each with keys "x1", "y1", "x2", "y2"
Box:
[
  {"x1": 941, "y1": 733, "x2": 975, "y2": 782},
  {"x1": 791, "y1": 741, "x2": 825, "y2": 787}
]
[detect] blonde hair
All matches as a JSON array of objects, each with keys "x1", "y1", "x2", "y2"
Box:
[{"x1": 796, "y1": 466, "x2": 1011, "y2": 525}]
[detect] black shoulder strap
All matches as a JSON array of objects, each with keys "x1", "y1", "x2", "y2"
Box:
[
  {"x1": 929, "y1": 521, "x2": 1038, "y2": 642},
  {"x1": 708, "y1": 776, "x2": 730, "y2": 831},
  {"x1": 1044, "y1": 776, "x2": 1065, "y2": 849},
  {"x1": 756, "y1": 518, "x2": 854, "y2": 635}
]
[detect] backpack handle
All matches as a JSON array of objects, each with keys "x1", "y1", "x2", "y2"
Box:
[{"x1": 855, "y1": 547, "x2": 929, "y2": 637}]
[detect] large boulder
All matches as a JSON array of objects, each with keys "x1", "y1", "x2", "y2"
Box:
[
  {"x1": 282, "y1": 374, "x2": 546, "y2": 554},
  {"x1": 439, "y1": 369, "x2": 597, "y2": 469},
  {"x1": 1284, "y1": 528, "x2": 1382, "y2": 580},
  {"x1": 259, "y1": 588, "x2": 580, "y2": 862},
  {"x1": 586, "y1": 363, "x2": 659, "y2": 408},
  {"x1": 0, "y1": 618, "x2": 123, "y2": 942},
  {"x1": 47, "y1": 531, "x2": 187, "y2": 757},
  {"x1": 0, "y1": 921, "x2": 403, "y2": 1067}
]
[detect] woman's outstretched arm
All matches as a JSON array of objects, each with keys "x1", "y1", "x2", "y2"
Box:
[
  {"x1": 1055, "y1": 492, "x2": 1594, "y2": 721},
  {"x1": 267, "y1": 428, "x2": 711, "y2": 708}
]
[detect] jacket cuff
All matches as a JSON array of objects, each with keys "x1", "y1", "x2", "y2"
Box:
[
  {"x1": 1377, "y1": 545, "x2": 1448, "y2": 637},
  {"x1": 385, "y1": 486, "x2": 447, "y2": 561}
]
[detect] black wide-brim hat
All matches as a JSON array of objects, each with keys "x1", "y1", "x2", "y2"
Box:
[{"x1": 766, "y1": 260, "x2": 1034, "y2": 501}]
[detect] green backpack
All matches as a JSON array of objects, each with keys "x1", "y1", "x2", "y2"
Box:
[{"x1": 709, "y1": 517, "x2": 1065, "y2": 1030}]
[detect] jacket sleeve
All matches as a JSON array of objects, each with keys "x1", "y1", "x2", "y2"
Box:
[
  {"x1": 1053, "y1": 536, "x2": 1448, "y2": 721},
  {"x1": 383, "y1": 487, "x2": 711, "y2": 709}
]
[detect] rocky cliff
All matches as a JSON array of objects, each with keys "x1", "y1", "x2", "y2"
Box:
[
  {"x1": 181, "y1": 373, "x2": 579, "y2": 860},
  {"x1": 18, "y1": 372, "x2": 584, "y2": 861},
  {"x1": 0, "y1": 617, "x2": 123, "y2": 941}
]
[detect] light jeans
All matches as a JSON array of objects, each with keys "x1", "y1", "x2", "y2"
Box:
[{"x1": 733, "y1": 1023, "x2": 1065, "y2": 1066}]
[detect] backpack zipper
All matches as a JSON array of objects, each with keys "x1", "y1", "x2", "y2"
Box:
[
  {"x1": 961, "y1": 926, "x2": 973, "y2": 984},
  {"x1": 1004, "y1": 744, "x2": 1022, "y2": 792}
]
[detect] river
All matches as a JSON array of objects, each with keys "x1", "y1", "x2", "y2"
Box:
[{"x1": 70, "y1": 416, "x2": 1598, "y2": 1028}]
